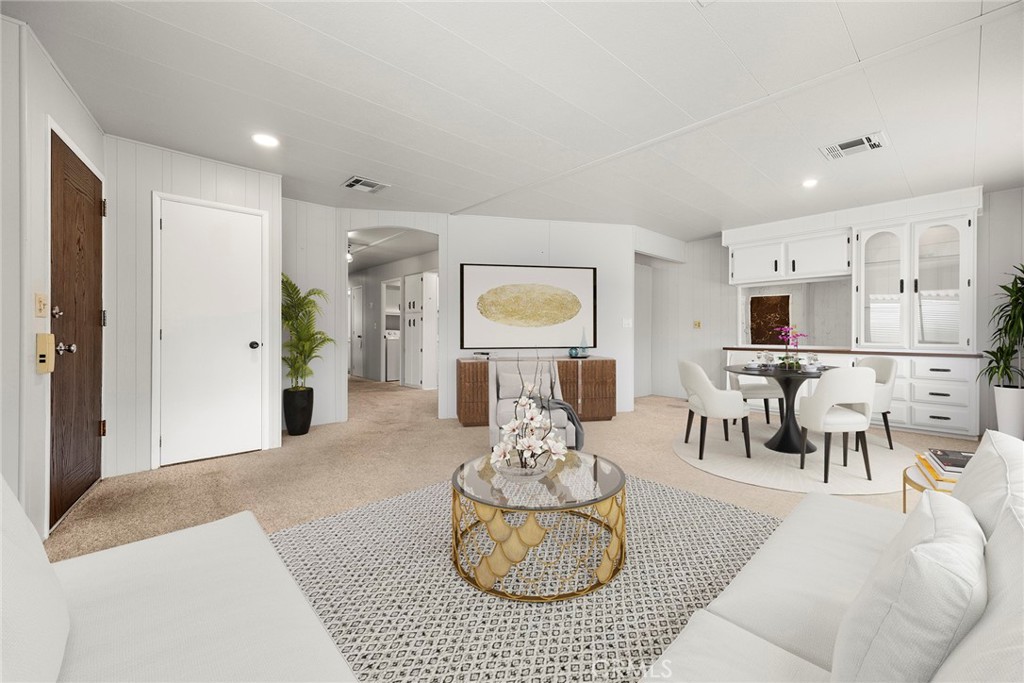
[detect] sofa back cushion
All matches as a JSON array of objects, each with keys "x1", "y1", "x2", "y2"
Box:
[
  {"x1": 831, "y1": 491, "x2": 987, "y2": 682},
  {"x1": 952, "y1": 429, "x2": 1023, "y2": 538},
  {"x1": 1, "y1": 478, "x2": 71, "y2": 681},
  {"x1": 933, "y1": 505, "x2": 1024, "y2": 681}
]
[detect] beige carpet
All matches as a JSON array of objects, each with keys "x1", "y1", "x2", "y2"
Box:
[
  {"x1": 43, "y1": 377, "x2": 979, "y2": 562},
  {"x1": 672, "y1": 419, "x2": 915, "y2": 494}
]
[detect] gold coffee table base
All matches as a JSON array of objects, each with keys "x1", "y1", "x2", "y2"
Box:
[{"x1": 451, "y1": 487, "x2": 626, "y2": 602}]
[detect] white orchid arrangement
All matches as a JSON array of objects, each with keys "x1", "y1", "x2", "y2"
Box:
[{"x1": 490, "y1": 366, "x2": 568, "y2": 470}]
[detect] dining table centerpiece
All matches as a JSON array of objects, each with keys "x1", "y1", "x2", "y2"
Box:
[
  {"x1": 774, "y1": 325, "x2": 808, "y2": 369},
  {"x1": 491, "y1": 368, "x2": 569, "y2": 479}
]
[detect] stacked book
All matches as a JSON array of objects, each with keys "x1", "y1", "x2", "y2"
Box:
[{"x1": 915, "y1": 448, "x2": 974, "y2": 492}]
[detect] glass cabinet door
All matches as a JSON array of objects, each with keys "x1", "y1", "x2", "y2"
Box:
[
  {"x1": 860, "y1": 229, "x2": 907, "y2": 346},
  {"x1": 913, "y1": 220, "x2": 968, "y2": 348}
]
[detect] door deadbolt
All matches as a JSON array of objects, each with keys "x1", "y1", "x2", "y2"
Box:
[
  {"x1": 56, "y1": 342, "x2": 77, "y2": 355},
  {"x1": 249, "y1": 341, "x2": 260, "y2": 349}
]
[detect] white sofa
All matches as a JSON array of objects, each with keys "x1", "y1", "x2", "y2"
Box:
[
  {"x1": 647, "y1": 429, "x2": 1023, "y2": 682},
  {"x1": 1, "y1": 479, "x2": 356, "y2": 682}
]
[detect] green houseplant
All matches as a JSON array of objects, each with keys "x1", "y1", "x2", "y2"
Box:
[
  {"x1": 282, "y1": 273, "x2": 334, "y2": 436},
  {"x1": 980, "y1": 264, "x2": 1024, "y2": 438}
]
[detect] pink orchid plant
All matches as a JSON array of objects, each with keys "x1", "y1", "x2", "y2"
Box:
[{"x1": 491, "y1": 362, "x2": 568, "y2": 471}]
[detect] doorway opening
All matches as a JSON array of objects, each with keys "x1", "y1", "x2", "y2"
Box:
[{"x1": 346, "y1": 227, "x2": 440, "y2": 418}]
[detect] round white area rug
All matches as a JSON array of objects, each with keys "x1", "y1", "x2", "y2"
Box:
[{"x1": 672, "y1": 417, "x2": 916, "y2": 494}]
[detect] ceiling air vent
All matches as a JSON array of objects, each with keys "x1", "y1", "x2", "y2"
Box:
[
  {"x1": 819, "y1": 132, "x2": 887, "y2": 161},
  {"x1": 342, "y1": 176, "x2": 390, "y2": 194}
]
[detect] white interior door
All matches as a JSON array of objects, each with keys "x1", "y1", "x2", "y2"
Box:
[
  {"x1": 350, "y1": 285, "x2": 364, "y2": 377},
  {"x1": 158, "y1": 198, "x2": 264, "y2": 465}
]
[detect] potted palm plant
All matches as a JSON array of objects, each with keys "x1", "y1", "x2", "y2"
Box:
[
  {"x1": 282, "y1": 273, "x2": 334, "y2": 436},
  {"x1": 980, "y1": 264, "x2": 1024, "y2": 438}
]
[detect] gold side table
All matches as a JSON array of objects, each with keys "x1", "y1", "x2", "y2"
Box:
[
  {"x1": 902, "y1": 465, "x2": 955, "y2": 513},
  {"x1": 451, "y1": 451, "x2": 626, "y2": 602}
]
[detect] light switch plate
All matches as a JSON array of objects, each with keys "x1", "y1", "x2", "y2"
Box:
[
  {"x1": 622, "y1": 318, "x2": 633, "y2": 328},
  {"x1": 34, "y1": 293, "x2": 48, "y2": 318}
]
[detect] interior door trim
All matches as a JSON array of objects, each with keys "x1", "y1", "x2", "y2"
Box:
[{"x1": 150, "y1": 192, "x2": 271, "y2": 470}]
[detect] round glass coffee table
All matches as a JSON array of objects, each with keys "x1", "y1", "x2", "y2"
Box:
[{"x1": 451, "y1": 452, "x2": 626, "y2": 602}]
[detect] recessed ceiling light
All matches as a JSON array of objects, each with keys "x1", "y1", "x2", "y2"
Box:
[
  {"x1": 251, "y1": 133, "x2": 279, "y2": 148},
  {"x1": 802, "y1": 178, "x2": 819, "y2": 189}
]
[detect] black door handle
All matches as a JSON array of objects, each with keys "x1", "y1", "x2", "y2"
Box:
[{"x1": 249, "y1": 341, "x2": 259, "y2": 349}]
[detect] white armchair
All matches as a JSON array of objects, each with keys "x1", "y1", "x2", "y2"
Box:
[
  {"x1": 797, "y1": 367, "x2": 875, "y2": 483},
  {"x1": 678, "y1": 361, "x2": 751, "y2": 460},
  {"x1": 488, "y1": 359, "x2": 578, "y2": 448}
]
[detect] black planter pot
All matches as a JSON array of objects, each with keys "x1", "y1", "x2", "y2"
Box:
[{"x1": 283, "y1": 387, "x2": 314, "y2": 436}]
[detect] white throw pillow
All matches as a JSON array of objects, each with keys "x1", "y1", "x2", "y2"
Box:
[
  {"x1": 952, "y1": 429, "x2": 1024, "y2": 538},
  {"x1": 831, "y1": 491, "x2": 987, "y2": 682},
  {"x1": 1, "y1": 478, "x2": 71, "y2": 681},
  {"x1": 497, "y1": 371, "x2": 554, "y2": 399}
]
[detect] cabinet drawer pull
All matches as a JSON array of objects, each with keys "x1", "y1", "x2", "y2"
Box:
[
  {"x1": 899, "y1": 278, "x2": 904, "y2": 294},
  {"x1": 929, "y1": 415, "x2": 952, "y2": 421},
  {"x1": 791, "y1": 259, "x2": 796, "y2": 272},
  {"x1": 773, "y1": 259, "x2": 778, "y2": 272},
  {"x1": 929, "y1": 368, "x2": 951, "y2": 372},
  {"x1": 928, "y1": 392, "x2": 950, "y2": 397}
]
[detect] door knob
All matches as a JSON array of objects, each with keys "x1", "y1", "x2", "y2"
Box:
[
  {"x1": 56, "y1": 342, "x2": 77, "y2": 355},
  {"x1": 51, "y1": 306, "x2": 64, "y2": 318},
  {"x1": 249, "y1": 341, "x2": 260, "y2": 349}
]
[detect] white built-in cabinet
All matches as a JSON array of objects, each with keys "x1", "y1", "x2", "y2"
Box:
[
  {"x1": 729, "y1": 230, "x2": 850, "y2": 284},
  {"x1": 402, "y1": 272, "x2": 438, "y2": 389},
  {"x1": 854, "y1": 215, "x2": 975, "y2": 352},
  {"x1": 722, "y1": 186, "x2": 984, "y2": 437}
]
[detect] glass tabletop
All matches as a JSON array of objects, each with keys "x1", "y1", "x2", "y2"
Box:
[{"x1": 452, "y1": 451, "x2": 625, "y2": 512}]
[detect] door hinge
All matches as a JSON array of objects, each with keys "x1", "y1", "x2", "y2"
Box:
[
  {"x1": 855, "y1": 336, "x2": 859, "y2": 344},
  {"x1": 101, "y1": 198, "x2": 107, "y2": 217},
  {"x1": 99, "y1": 419, "x2": 107, "y2": 437},
  {"x1": 847, "y1": 237, "x2": 850, "y2": 244},
  {"x1": 159, "y1": 329, "x2": 163, "y2": 340},
  {"x1": 855, "y1": 285, "x2": 859, "y2": 292},
  {"x1": 968, "y1": 219, "x2": 972, "y2": 227},
  {"x1": 159, "y1": 218, "x2": 163, "y2": 230},
  {"x1": 847, "y1": 260, "x2": 851, "y2": 268},
  {"x1": 159, "y1": 436, "x2": 162, "y2": 447},
  {"x1": 101, "y1": 309, "x2": 107, "y2": 327}
]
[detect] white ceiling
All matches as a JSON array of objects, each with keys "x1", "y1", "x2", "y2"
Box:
[
  {"x1": 5, "y1": 1, "x2": 1022, "y2": 241},
  {"x1": 348, "y1": 227, "x2": 438, "y2": 274}
]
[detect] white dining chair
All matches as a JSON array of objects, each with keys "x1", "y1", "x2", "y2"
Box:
[
  {"x1": 797, "y1": 367, "x2": 875, "y2": 483},
  {"x1": 851, "y1": 356, "x2": 898, "y2": 450},
  {"x1": 678, "y1": 361, "x2": 751, "y2": 460},
  {"x1": 729, "y1": 370, "x2": 782, "y2": 423}
]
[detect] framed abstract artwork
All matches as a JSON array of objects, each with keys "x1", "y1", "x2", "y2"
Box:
[
  {"x1": 460, "y1": 264, "x2": 597, "y2": 349},
  {"x1": 749, "y1": 295, "x2": 791, "y2": 345}
]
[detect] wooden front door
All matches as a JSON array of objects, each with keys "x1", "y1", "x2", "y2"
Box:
[{"x1": 50, "y1": 131, "x2": 103, "y2": 527}]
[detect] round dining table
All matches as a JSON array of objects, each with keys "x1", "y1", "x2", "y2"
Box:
[{"x1": 725, "y1": 364, "x2": 829, "y2": 454}]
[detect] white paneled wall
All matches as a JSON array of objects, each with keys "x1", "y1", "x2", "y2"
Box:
[
  {"x1": 282, "y1": 199, "x2": 347, "y2": 427},
  {"x1": 651, "y1": 236, "x2": 738, "y2": 396},
  {"x1": 634, "y1": 263, "x2": 653, "y2": 397},
  {"x1": 103, "y1": 136, "x2": 282, "y2": 477},
  {"x1": 977, "y1": 187, "x2": 1024, "y2": 431}
]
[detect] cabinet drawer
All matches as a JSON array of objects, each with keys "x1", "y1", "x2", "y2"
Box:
[
  {"x1": 910, "y1": 382, "x2": 970, "y2": 407},
  {"x1": 910, "y1": 405, "x2": 972, "y2": 433},
  {"x1": 879, "y1": 403, "x2": 909, "y2": 425},
  {"x1": 910, "y1": 357, "x2": 974, "y2": 382},
  {"x1": 892, "y1": 379, "x2": 909, "y2": 402}
]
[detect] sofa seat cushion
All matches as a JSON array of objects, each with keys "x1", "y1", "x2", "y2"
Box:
[
  {"x1": 704, "y1": 493, "x2": 904, "y2": 672},
  {"x1": 496, "y1": 399, "x2": 569, "y2": 430},
  {"x1": 53, "y1": 512, "x2": 355, "y2": 682},
  {"x1": 642, "y1": 609, "x2": 829, "y2": 682},
  {"x1": 1, "y1": 478, "x2": 71, "y2": 682},
  {"x1": 831, "y1": 491, "x2": 987, "y2": 681}
]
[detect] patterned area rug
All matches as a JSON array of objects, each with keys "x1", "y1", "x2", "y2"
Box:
[{"x1": 271, "y1": 477, "x2": 779, "y2": 682}]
